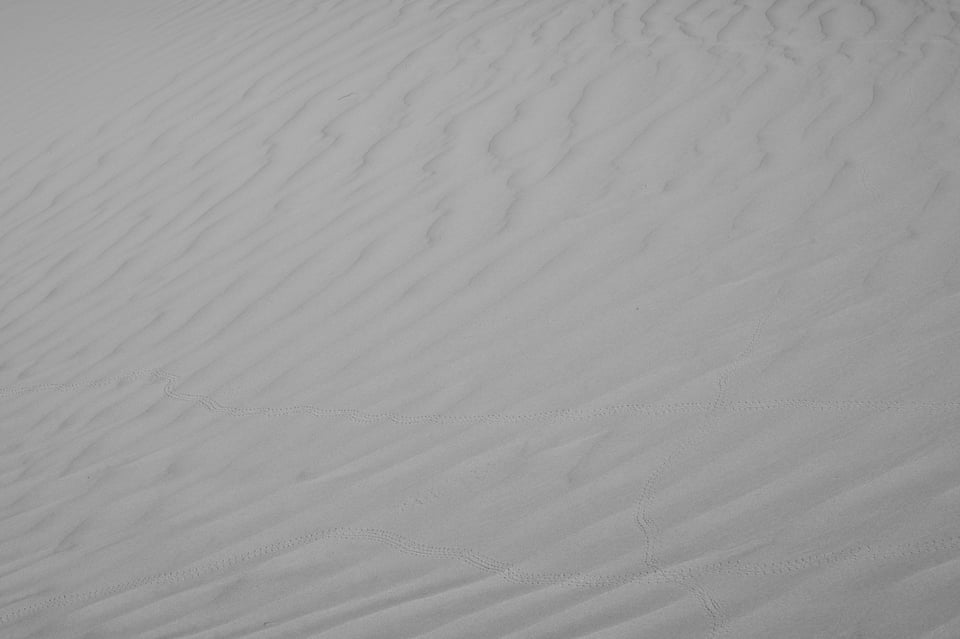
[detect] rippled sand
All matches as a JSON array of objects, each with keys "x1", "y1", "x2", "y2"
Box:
[{"x1": 2, "y1": 1, "x2": 960, "y2": 637}]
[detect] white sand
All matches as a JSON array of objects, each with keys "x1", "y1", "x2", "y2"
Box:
[{"x1": 2, "y1": 1, "x2": 959, "y2": 637}]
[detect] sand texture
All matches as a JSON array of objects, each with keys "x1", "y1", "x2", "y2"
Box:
[{"x1": 2, "y1": 1, "x2": 960, "y2": 637}]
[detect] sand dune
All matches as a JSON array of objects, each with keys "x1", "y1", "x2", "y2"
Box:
[{"x1": 2, "y1": 0, "x2": 960, "y2": 637}]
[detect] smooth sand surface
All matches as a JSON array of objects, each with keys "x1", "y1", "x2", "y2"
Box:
[{"x1": 2, "y1": 1, "x2": 960, "y2": 637}]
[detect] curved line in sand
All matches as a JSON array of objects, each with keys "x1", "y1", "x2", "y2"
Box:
[{"x1": 1, "y1": 367, "x2": 957, "y2": 425}]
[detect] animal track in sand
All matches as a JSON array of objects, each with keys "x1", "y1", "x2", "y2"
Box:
[
  {"x1": 1, "y1": 366, "x2": 957, "y2": 426},
  {"x1": 1, "y1": 520, "x2": 958, "y2": 628},
  {"x1": 3, "y1": 1, "x2": 959, "y2": 636},
  {"x1": 2, "y1": 323, "x2": 960, "y2": 634},
  {"x1": 632, "y1": 289, "x2": 782, "y2": 637}
]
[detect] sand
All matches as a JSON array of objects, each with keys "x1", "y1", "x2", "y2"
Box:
[{"x1": 2, "y1": 1, "x2": 959, "y2": 637}]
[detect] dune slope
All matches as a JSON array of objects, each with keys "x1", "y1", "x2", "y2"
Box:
[{"x1": 2, "y1": 1, "x2": 960, "y2": 637}]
